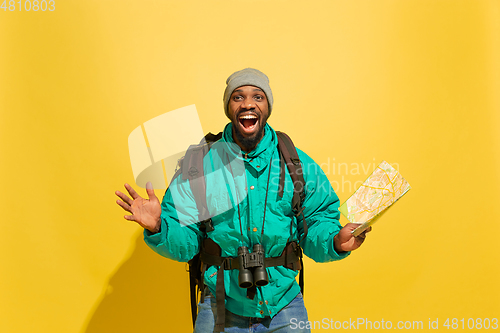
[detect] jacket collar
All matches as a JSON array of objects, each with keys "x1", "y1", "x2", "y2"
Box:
[{"x1": 222, "y1": 122, "x2": 277, "y2": 163}]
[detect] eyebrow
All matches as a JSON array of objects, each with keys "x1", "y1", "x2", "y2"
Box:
[{"x1": 233, "y1": 88, "x2": 263, "y2": 93}]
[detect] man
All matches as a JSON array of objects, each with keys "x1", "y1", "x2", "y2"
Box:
[{"x1": 115, "y1": 68, "x2": 369, "y2": 332}]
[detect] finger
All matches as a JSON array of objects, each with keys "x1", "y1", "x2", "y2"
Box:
[
  {"x1": 356, "y1": 232, "x2": 368, "y2": 240},
  {"x1": 346, "y1": 223, "x2": 363, "y2": 231},
  {"x1": 116, "y1": 199, "x2": 132, "y2": 213},
  {"x1": 146, "y1": 182, "x2": 158, "y2": 201},
  {"x1": 124, "y1": 214, "x2": 136, "y2": 221},
  {"x1": 115, "y1": 190, "x2": 134, "y2": 206},
  {"x1": 359, "y1": 227, "x2": 372, "y2": 236},
  {"x1": 124, "y1": 183, "x2": 141, "y2": 200},
  {"x1": 353, "y1": 234, "x2": 366, "y2": 248}
]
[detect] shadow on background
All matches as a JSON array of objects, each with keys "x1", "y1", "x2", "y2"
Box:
[{"x1": 84, "y1": 234, "x2": 194, "y2": 333}]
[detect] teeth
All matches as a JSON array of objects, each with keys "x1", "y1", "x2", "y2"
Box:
[{"x1": 239, "y1": 115, "x2": 258, "y2": 119}]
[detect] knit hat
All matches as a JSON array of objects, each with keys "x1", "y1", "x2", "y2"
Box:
[{"x1": 223, "y1": 68, "x2": 273, "y2": 118}]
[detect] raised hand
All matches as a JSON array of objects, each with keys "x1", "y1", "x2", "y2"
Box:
[
  {"x1": 333, "y1": 223, "x2": 372, "y2": 253},
  {"x1": 115, "y1": 182, "x2": 162, "y2": 233}
]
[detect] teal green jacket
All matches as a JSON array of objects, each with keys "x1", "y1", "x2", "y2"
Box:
[{"x1": 144, "y1": 123, "x2": 349, "y2": 318}]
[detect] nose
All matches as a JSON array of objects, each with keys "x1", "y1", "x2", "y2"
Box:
[{"x1": 243, "y1": 97, "x2": 255, "y2": 109}]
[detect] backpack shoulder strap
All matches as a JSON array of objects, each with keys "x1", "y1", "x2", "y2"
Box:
[
  {"x1": 179, "y1": 132, "x2": 222, "y2": 226},
  {"x1": 276, "y1": 131, "x2": 307, "y2": 233},
  {"x1": 179, "y1": 131, "x2": 222, "y2": 329},
  {"x1": 276, "y1": 131, "x2": 307, "y2": 296}
]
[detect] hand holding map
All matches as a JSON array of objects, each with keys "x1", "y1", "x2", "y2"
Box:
[{"x1": 339, "y1": 161, "x2": 411, "y2": 237}]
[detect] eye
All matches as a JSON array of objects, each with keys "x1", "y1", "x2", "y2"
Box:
[
  {"x1": 233, "y1": 95, "x2": 243, "y2": 101},
  {"x1": 254, "y1": 95, "x2": 263, "y2": 101}
]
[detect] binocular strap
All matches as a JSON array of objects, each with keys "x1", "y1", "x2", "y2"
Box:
[{"x1": 247, "y1": 285, "x2": 257, "y2": 300}]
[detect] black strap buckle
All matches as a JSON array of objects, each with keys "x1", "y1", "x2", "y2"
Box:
[
  {"x1": 222, "y1": 257, "x2": 233, "y2": 270},
  {"x1": 199, "y1": 218, "x2": 214, "y2": 233}
]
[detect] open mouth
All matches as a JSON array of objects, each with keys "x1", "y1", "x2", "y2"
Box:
[{"x1": 238, "y1": 114, "x2": 259, "y2": 134}]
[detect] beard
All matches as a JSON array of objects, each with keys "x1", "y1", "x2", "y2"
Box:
[{"x1": 232, "y1": 119, "x2": 266, "y2": 152}]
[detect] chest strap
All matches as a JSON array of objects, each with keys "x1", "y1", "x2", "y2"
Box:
[
  {"x1": 199, "y1": 239, "x2": 303, "y2": 333},
  {"x1": 200, "y1": 244, "x2": 302, "y2": 270}
]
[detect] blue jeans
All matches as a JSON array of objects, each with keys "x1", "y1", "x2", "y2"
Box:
[{"x1": 193, "y1": 290, "x2": 311, "y2": 333}]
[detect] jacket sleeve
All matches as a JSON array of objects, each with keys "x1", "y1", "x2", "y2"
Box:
[
  {"x1": 295, "y1": 149, "x2": 350, "y2": 263},
  {"x1": 143, "y1": 175, "x2": 203, "y2": 263}
]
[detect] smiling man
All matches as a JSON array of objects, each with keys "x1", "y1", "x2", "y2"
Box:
[{"x1": 115, "y1": 68, "x2": 369, "y2": 333}]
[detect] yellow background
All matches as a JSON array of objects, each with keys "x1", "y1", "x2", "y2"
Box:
[{"x1": 1, "y1": 1, "x2": 499, "y2": 332}]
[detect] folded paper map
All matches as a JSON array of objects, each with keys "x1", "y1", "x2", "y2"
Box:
[{"x1": 339, "y1": 161, "x2": 411, "y2": 237}]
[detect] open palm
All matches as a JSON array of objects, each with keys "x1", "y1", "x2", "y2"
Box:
[{"x1": 115, "y1": 182, "x2": 161, "y2": 233}]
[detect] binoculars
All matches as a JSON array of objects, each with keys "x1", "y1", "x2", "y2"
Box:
[{"x1": 237, "y1": 244, "x2": 269, "y2": 288}]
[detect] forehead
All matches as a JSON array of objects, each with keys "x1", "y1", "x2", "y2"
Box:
[{"x1": 231, "y1": 85, "x2": 264, "y2": 95}]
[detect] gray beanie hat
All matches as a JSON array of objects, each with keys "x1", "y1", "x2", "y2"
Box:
[{"x1": 223, "y1": 68, "x2": 273, "y2": 118}]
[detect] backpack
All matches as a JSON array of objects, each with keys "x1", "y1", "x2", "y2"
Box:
[{"x1": 172, "y1": 130, "x2": 307, "y2": 330}]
